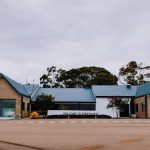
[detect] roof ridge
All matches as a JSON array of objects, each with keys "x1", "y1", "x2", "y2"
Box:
[{"x1": 0, "y1": 73, "x2": 29, "y2": 97}]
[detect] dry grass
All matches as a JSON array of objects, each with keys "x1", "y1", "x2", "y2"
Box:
[
  {"x1": 80, "y1": 145, "x2": 104, "y2": 150},
  {"x1": 121, "y1": 137, "x2": 143, "y2": 144}
]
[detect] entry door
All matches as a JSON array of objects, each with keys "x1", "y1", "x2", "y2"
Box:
[{"x1": 120, "y1": 104, "x2": 129, "y2": 117}]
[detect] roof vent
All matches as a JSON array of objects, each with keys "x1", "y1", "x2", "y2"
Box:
[{"x1": 126, "y1": 84, "x2": 131, "y2": 89}]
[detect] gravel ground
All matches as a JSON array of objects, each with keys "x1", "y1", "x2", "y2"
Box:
[{"x1": 0, "y1": 119, "x2": 150, "y2": 150}]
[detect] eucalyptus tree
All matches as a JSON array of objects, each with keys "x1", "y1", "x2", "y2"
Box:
[{"x1": 119, "y1": 61, "x2": 150, "y2": 85}]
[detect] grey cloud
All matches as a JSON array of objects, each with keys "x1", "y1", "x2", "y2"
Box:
[{"x1": 0, "y1": 0, "x2": 150, "y2": 83}]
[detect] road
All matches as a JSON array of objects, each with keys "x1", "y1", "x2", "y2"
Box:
[{"x1": 0, "y1": 119, "x2": 150, "y2": 150}]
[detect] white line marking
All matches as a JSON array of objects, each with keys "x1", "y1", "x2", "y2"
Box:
[
  {"x1": 101, "y1": 121, "x2": 109, "y2": 123},
  {"x1": 81, "y1": 121, "x2": 87, "y2": 123},
  {"x1": 132, "y1": 120, "x2": 141, "y2": 123},
  {"x1": 70, "y1": 121, "x2": 76, "y2": 124},
  {"x1": 112, "y1": 121, "x2": 120, "y2": 123},
  {"x1": 59, "y1": 121, "x2": 66, "y2": 124},
  {"x1": 38, "y1": 121, "x2": 45, "y2": 124},
  {"x1": 92, "y1": 121, "x2": 98, "y2": 123},
  {"x1": 123, "y1": 120, "x2": 129, "y2": 123},
  {"x1": 7, "y1": 121, "x2": 13, "y2": 124},
  {"x1": 16, "y1": 121, "x2": 24, "y2": 124},
  {"x1": 144, "y1": 120, "x2": 150, "y2": 123},
  {"x1": 27, "y1": 121, "x2": 34, "y2": 124},
  {"x1": 48, "y1": 121, "x2": 55, "y2": 124}
]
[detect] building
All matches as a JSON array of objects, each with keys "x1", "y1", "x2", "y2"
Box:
[
  {"x1": 0, "y1": 73, "x2": 150, "y2": 119},
  {"x1": 32, "y1": 85, "x2": 137, "y2": 118},
  {"x1": 135, "y1": 82, "x2": 150, "y2": 118},
  {"x1": 0, "y1": 73, "x2": 38, "y2": 119},
  {"x1": 92, "y1": 85, "x2": 137, "y2": 117}
]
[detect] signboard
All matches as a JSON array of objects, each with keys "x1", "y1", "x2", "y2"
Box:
[{"x1": 48, "y1": 110, "x2": 98, "y2": 116}]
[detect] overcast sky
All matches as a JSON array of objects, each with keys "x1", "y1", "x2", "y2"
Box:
[{"x1": 0, "y1": 0, "x2": 150, "y2": 84}]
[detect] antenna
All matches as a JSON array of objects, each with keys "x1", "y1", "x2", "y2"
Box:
[
  {"x1": 26, "y1": 75, "x2": 28, "y2": 84},
  {"x1": 33, "y1": 79, "x2": 35, "y2": 85}
]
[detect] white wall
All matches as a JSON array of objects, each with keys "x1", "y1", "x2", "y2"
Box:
[
  {"x1": 48, "y1": 98, "x2": 121, "y2": 118},
  {"x1": 96, "y1": 98, "x2": 119, "y2": 118}
]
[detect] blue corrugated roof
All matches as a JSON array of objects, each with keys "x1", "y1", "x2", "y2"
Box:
[
  {"x1": 0, "y1": 73, "x2": 29, "y2": 97},
  {"x1": 1, "y1": 73, "x2": 150, "y2": 100},
  {"x1": 0, "y1": 73, "x2": 38, "y2": 97},
  {"x1": 92, "y1": 85, "x2": 138, "y2": 97},
  {"x1": 136, "y1": 82, "x2": 150, "y2": 97},
  {"x1": 32, "y1": 88, "x2": 96, "y2": 102},
  {"x1": 23, "y1": 84, "x2": 39, "y2": 96}
]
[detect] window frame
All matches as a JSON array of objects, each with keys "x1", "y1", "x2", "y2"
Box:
[
  {"x1": 135, "y1": 104, "x2": 138, "y2": 112},
  {"x1": 141, "y1": 102, "x2": 145, "y2": 112}
]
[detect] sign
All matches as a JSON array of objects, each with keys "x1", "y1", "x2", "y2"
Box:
[{"x1": 48, "y1": 110, "x2": 98, "y2": 116}]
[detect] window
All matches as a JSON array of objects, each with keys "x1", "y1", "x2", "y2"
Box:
[
  {"x1": 57, "y1": 103, "x2": 79, "y2": 110},
  {"x1": 27, "y1": 103, "x2": 30, "y2": 112},
  {"x1": 54, "y1": 103, "x2": 96, "y2": 111},
  {"x1": 22, "y1": 102, "x2": 25, "y2": 111},
  {"x1": 141, "y1": 102, "x2": 145, "y2": 112},
  {"x1": 0, "y1": 99, "x2": 16, "y2": 117},
  {"x1": 135, "y1": 104, "x2": 138, "y2": 112},
  {"x1": 80, "y1": 103, "x2": 96, "y2": 110}
]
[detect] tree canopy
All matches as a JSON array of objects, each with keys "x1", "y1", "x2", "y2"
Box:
[
  {"x1": 119, "y1": 61, "x2": 150, "y2": 85},
  {"x1": 40, "y1": 66, "x2": 118, "y2": 88},
  {"x1": 40, "y1": 66, "x2": 65, "y2": 88},
  {"x1": 35, "y1": 94, "x2": 54, "y2": 112},
  {"x1": 58, "y1": 66, "x2": 118, "y2": 88}
]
